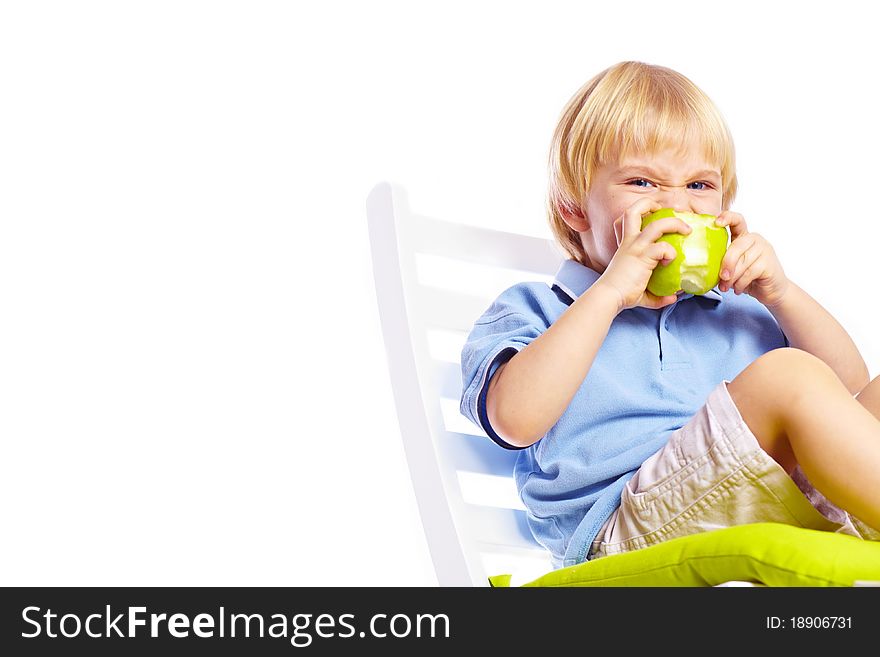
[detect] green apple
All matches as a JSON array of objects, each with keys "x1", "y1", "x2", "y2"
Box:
[{"x1": 640, "y1": 208, "x2": 729, "y2": 297}]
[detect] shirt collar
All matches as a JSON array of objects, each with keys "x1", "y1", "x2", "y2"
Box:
[{"x1": 553, "y1": 259, "x2": 724, "y2": 305}]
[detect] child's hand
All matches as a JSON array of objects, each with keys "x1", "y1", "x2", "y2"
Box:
[
  {"x1": 595, "y1": 198, "x2": 692, "y2": 312},
  {"x1": 715, "y1": 211, "x2": 790, "y2": 307}
]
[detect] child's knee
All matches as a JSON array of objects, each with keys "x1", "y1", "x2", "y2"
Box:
[
  {"x1": 728, "y1": 349, "x2": 835, "y2": 472},
  {"x1": 739, "y1": 348, "x2": 837, "y2": 394},
  {"x1": 728, "y1": 348, "x2": 839, "y2": 427}
]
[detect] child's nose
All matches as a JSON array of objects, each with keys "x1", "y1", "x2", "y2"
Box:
[{"x1": 658, "y1": 185, "x2": 692, "y2": 212}]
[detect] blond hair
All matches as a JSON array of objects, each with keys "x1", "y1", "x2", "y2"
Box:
[{"x1": 547, "y1": 61, "x2": 738, "y2": 264}]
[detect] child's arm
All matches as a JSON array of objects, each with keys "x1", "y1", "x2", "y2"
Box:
[
  {"x1": 487, "y1": 199, "x2": 691, "y2": 447},
  {"x1": 762, "y1": 282, "x2": 868, "y2": 393},
  {"x1": 716, "y1": 211, "x2": 869, "y2": 394},
  {"x1": 486, "y1": 283, "x2": 619, "y2": 447}
]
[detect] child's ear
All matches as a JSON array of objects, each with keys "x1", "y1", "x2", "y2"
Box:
[{"x1": 560, "y1": 204, "x2": 589, "y2": 232}]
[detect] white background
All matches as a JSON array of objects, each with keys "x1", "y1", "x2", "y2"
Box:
[{"x1": 1, "y1": 1, "x2": 878, "y2": 586}]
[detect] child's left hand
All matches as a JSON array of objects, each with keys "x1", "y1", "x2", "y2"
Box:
[{"x1": 715, "y1": 211, "x2": 790, "y2": 308}]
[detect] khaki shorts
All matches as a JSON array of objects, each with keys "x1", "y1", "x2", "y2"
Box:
[{"x1": 590, "y1": 381, "x2": 879, "y2": 559}]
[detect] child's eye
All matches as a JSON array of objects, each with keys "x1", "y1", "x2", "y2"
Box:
[
  {"x1": 627, "y1": 178, "x2": 654, "y2": 188},
  {"x1": 687, "y1": 181, "x2": 712, "y2": 191}
]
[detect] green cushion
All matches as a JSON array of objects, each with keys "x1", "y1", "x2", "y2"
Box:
[{"x1": 489, "y1": 523, "x2": 880, "y2": 587}]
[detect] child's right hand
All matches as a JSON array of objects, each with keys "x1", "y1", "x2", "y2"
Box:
[{"x1": 595, "y1": 198, "x2": 693, "y2": 312}]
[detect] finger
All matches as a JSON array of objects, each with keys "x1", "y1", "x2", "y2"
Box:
[
  {"x1": 716, "y1": 210, "x2": 748, "y2": 240},
  {"x1": 719, "y1": 233, "x2": 756, "y2": 284},
  {"x1": 720, "y1": 246, "x2": 752, "y2": 292},
  {"x1": 639, "y1": 291, "x2": 680, "y2": 310},
  {"x1": 620, "y1": 198, "x2": 663, "y2": 243},
  {"x1": 726, "y1": 244, "x2": 762, "y2": 294},
  {"x1": 733, "y1": 256, "x2": 766, "y2": 295},
  {"x1": 729, "y1": 236, "x2": 770, "y2": 293},
  {"x1": 637, "y1": 217, "x2": 692, "y2": 246},
  {"x1": 613, "y1": 216, "x2": 623, "y2": 246},
  {"x1": 727, "y1": 233, "x2": 768, "y2": 282},
  {"x1": 647, "y1": 241, "x2": 678, "y2": 267}
]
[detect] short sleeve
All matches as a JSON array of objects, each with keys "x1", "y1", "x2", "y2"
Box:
[{"x1": 459, "y1": 283, "x2": 552, "y2": 450}]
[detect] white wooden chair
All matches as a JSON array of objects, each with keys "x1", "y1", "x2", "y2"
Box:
[{"x1": 367, "y1": 181, "x2": 562, "y2": 586}]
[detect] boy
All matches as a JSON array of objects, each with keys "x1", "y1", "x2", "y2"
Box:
[{"x1": 460, "y1": 61, "x2": 880, "y2": 569}]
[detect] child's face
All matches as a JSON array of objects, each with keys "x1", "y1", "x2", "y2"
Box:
[{"x1": 578, "y1": 140, "x2": 723, "y2": 272}]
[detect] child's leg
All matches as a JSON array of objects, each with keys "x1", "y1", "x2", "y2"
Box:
[{"x1": 727, "y1": 348, "x2": 880, "y2": 531}]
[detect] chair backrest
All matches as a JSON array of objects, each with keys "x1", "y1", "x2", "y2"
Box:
[{"x1": 366, "y1": 181, "x2": 562, "y2": 586}]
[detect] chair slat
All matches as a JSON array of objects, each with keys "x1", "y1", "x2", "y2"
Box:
[
  {"x1": 439, "y1": 431, "x2": 518, "y2": 477},
  {"x1": 433, "y1": 360, "x2": 462, "y2": 400},
  {"x1": 414, "y1": 286, "x2": 493, "y2": 333},
  {"x1": 465, "y1": 505, "x2": 539, "y2": 551},
  {"x1": 410, "y1": 215, "x2": 561, "y2": 276}
]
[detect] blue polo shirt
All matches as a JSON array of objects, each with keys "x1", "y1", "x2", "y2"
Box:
[{"x1": 459, "y1": 259, "x2": 788, "y2": 568}]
